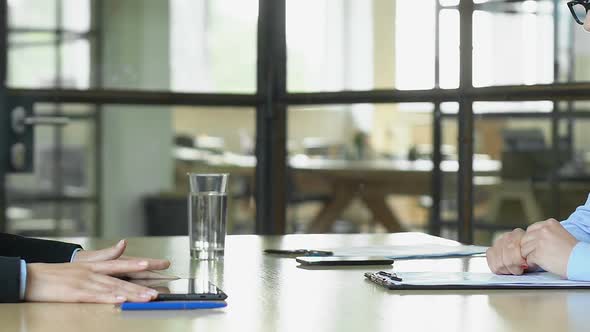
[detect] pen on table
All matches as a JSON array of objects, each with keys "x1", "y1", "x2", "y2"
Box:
[
  {"x1": 120, "y1": 301, "x2": 227, "y2": 311},
  {"x1": 264, "y1": 249, "x2": 334, "y2": 256}
]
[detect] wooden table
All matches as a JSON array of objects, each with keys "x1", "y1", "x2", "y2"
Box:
[
  {"x1": 176, "y1": 149, "x2": 501, "y2": 233},
  {"x1": 4, "y1": 233, "x2": 588, "y2": 332},
  {"x1": 290, "y1": 158, "x2": 499, "y2": 233}
]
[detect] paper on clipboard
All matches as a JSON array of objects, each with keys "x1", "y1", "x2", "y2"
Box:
[
  {"x1": 331, "y1": 244, "x2": 488, "y2": 259},
  {"x1": 390, "y1": 272, "x2": 590, "y2": 287}
]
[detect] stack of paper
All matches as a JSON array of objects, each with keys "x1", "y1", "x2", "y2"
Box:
[{"x1": 332, "y1": 244, "x2": 488, "y2": 259}]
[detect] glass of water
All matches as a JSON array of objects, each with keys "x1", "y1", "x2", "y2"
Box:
[{"x1": 188, "y1": 173, "x2": 229, "y2": 260}]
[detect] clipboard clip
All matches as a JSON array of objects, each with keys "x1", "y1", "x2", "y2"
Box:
[{"x1": 364, "y1": 271, "x2": 403, "y2": 288}]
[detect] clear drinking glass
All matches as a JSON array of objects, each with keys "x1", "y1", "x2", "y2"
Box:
[
  {"x1": 188, "y1": 173, "x2": 229, "y2": 260},
  {"x1": 190, "y1": 259, "x2": 225, "y2": 292}
]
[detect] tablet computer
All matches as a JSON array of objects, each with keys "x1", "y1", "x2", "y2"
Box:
[{"x1": 131, "y1": 278, "x2": 228, "y2": 301}]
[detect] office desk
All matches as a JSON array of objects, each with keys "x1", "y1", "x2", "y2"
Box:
[
  {"x1": 4, "y1": 233, "x2": 588, "y2": 332},
  {"x1": 291, "y1": 158, "x2": 499, "y2": 232},
  {"x1": 176, "y1": 149, "x2": 501, "y2": 233}
]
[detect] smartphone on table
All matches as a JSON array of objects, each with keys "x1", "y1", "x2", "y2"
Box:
[{"x1": 131, "y1": 278, "x2": 228, "y2": 301}]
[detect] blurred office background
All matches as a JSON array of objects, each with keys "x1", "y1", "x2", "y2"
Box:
[{"x1": 2, "y1": 0, "x2": 590, "y2": 245}]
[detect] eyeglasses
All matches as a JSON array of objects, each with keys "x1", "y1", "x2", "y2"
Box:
[{"x1": 568, "y1": 0, "x2": 590, "y2": 25}]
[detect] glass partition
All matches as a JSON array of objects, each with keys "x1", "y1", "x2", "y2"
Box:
[
  {"x1": 7, "y1": 0, "x2": 258, "y2": 92},
  {"x1": 286, "y1": 103, "x2": 434, "y2": 234}
]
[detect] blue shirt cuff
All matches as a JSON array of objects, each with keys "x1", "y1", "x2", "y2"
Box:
[
  {"x1": 20, "y1": 260, "x2": 27, "y2": 300},
  {"x1": 567, "y1": 242, "x2": 590, "y2": 281},
  {"x1": 70, "y1": 248, "x2": 82, "y2": 262}
]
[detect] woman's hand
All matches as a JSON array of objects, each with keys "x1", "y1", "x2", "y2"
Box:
[
  {"x1": 521, "y1": 219, "x2": 578, "y2": 278},
  {"x1": 72, "y1": 239, "x2": 173, "y2": 279},
  {"x1": 486, "y1": 228, "x2": 536, "y2": 275},
  {"x1": 25, "y1": 260, "x2": 159, "y2": 303}
]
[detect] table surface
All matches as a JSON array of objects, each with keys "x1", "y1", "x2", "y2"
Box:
[{"x1": 4, "y1": 233, "x2": 588, "y2": 332}]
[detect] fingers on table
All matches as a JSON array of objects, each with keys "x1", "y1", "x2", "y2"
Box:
[
  {"x1": 526, "y1": 218, "x2": 559, "y2": 233},
  {"x1": 123, "y1": 270, "x2": 179, "y2": 280},
  {"x1": 76, "y1": 292, "x2": 127, "y2": 304},
  {"x1": 89, "y1": 274, "x2": 158, "y2": 303},
  {"x1": 503, "y1": 229, "x2": 527, "y2": 275},
  {"x1": 487, "y1": 229, "x2": 526, "y2": 275},
  {"x1": 487, "y1": 247, "x2": 510, "y2": 275},
  {"x1": 502, "y1": 243, "x2": 526, "y2": 275},
  {"x1": 96, "y1": 239, "x2": 127, "y2": 261},
  {"x1": 87, "y1": 259, "x2": 150, "y2": 275},
  {"x1": 520, "y1": 236, "x2": 537, "y2": 258},
  {"x1": 76, "y1": 240, "x2": 127, "y2": 263},
  {"x1": 119, "y1": 256, "x2": 171, "y2": 271}
]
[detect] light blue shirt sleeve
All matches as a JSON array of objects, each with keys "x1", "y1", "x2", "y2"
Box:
[
  {"x1": 561, "y1": 194, "x2": 590, "y2": 281},
  {"x1": 70, "y1": 248, "x2": 82, "y2": 262},
  {"x1": 18, "y1": 248, "x2": 81, "y2": 301},
  {"x1": 20, "y1": 259, "x2": 27, "y2": 300}
]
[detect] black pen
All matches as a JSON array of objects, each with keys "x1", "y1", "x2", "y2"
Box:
[{"x1": 264, "y1": 249, "x2": 334, "y2": 256}]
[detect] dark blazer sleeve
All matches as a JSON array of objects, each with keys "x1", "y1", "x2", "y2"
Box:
[
  {"x1": 0, "y1": 233, "x2": 82, "y2": 263},
  {"x1": 0, "y1": 256, "x2": 21, "y2": 303},
  {"x1": 0, "y1": 234, "x2": 83, "y2": 303}
]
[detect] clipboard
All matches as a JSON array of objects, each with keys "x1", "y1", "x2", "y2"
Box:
[{"x1": 364, "y1": 271, "x2": 590, "y2": 290}]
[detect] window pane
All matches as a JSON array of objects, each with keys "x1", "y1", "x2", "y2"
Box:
[
  {"x1": 286, "y1": 103, "x2": 434, "y2": 233},
  {"x1": 563, "y1": 5, "x2": 590, "y2": 84},
  {"x1": 471, "y1": 118, "x2": 561, "y2": 244},
  {"x1": 440, "y1": 0, "x2": 458, "y2": 7},
  {"x1": 439, "y1": 8, "x2": 459, "y2": 89},
  {"x1": 473, "y1": 101, "x2": 553, "y2": 114},
  {"x1": 201, "y1": 0, "x2": 257, "y2": 93},
  {"x1": 62, "y1": 0, "x2": 91, "y2": 33},
  {"x1": 440, "y1": 117, "x2": 459, "y2": 240},
  {"x1": 36, "y1": 103, "x2": 96, "y2": 116},
  {"x1": 8, "y1": 37, "x2": 92, "y2": 89},
  {"x1": 7, "y1": 104, "x2": 258, "y2": 236},
  {"x1": 61, "y1": 39, "x2": 91, "y2": 88},
  {"x1": 472, "y1": 1, "x2": 554, "y2": 87},
  {"x1": 563, "y1": 119, "x2": 590, "y2": 217},
  {"x1": 287, "y1": 0, "x2": 438, "y2": 92},
  {"x1": 8, "y1": 44, "x2": 56, "y2": 88},
  {"x1": 9, "y1": 32, "x2": 57, "y2": 46},
  {"x1": 6, "y1": 202, "x2": 95, "y2": 237},
  {"x1": 19, "y1": 118, "x2": 95, "y2": 196},
  {"x1": 7, "y1": 103, "x2": 96, "y2": 237},
  {"x1": 7, "y1": 126, "x2": 55, "y2": 196},
  {"x1": 98, "y1": 0, "x2": 258, "y2": 92},
  {"x1": 563, "y1": 101, "x2": 590, "y2": 114},
  {"x1": 8, "y1": 0, "x2": 57, "y2": 29},
  {"x1": 172, "y1": 107, "x2": 257, "y2": 234},
  {"x1": 6, "y1": 113, "x2": 96, "y2": 237},
  {"x1": 442, "y1": 101, "x2": 554, "y2": 115},
  {"x1": 7, "y1": 0, "x2": 258, "y2": 92},
  {"x1": 396, "y1": 0, "x2": 436, "y2": 90}
]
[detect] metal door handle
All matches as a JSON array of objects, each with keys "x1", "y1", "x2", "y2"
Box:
[
  {"x1": 11, "y1": 107, "x2": 70, "y2": 134},
  {"x1": 23, "y1": 116, "x2": 70, "y2": 126}
]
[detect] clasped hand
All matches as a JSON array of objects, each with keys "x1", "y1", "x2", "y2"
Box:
[{"x1": 486, "y1": 219, "x2": 578, "y2": 278}]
